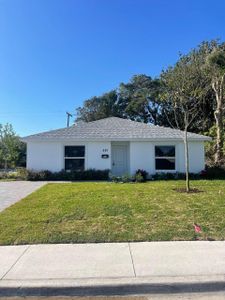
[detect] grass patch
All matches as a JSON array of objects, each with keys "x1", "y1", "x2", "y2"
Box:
[
  {"x1": 0, "y1": 180, "x2": 224, "y2": 245},
  {"x1": 0, "y1": 179, "x2": 16, "y2": 182}
]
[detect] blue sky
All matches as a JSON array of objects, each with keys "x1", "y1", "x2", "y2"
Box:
[{"x1": 1, "y1": 0, "x2": 225, "y2": 136}]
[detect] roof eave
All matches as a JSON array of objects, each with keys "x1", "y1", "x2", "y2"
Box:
[{"x1": 21, "y1": 136, "x2": 212, "y2": 143}]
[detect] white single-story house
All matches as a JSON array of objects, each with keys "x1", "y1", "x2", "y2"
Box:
[{"x1": 22, "y1": 117, "x2": 211, "y2": 176}]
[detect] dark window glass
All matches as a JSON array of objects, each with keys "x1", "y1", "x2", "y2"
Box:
[
  {"x1": 65, "y1": 159, "x2": 85, "y2": 171},
  {"x1": 65, "y1": 146, "x2": 85, "y2": 157},
  {"x1": 155, "y1": 146, "x2": 175, "y2": 157},
  {"x1": 155, "y1": 158, "x2": 175, "y2": 170}
]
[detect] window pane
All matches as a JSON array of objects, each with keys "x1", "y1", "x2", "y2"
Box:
[
  {"x1": 65, "y1": 146, "x2": 85, "y2": 157},
  {"x1": 155, "y1": 146, "x2": 175, "y2": 157},
  {"x1": 65, "y1": 159, "x2": 85, "y2": 171},
  {"x1": 155, "y1": 158, "x2": 175, "y2": 170}
]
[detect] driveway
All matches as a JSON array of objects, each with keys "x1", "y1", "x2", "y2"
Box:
[{"x1": 0, "y1": 181, "x2": 46, "y2": 212}]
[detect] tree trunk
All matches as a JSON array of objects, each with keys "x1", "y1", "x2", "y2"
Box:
[
  {"x1": 214, "y1": 95, "x2": 224, "y2": 165},
  {"x1": 212, "y1": 78, "x2": 224, "y2": 165},
  {"x1": 184, "y1": 125, "x2": 190, "y2": 192},
  {"x1": 4, "y1": 159, "x2": 7, "y2": 171}
]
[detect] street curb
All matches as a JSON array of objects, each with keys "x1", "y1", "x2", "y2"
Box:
[{"x1": 0, "y1": 277, "x2": 225, "y2": 297}]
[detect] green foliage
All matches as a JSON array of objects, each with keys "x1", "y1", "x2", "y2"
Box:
[
  {"x1": 75, "y1": 40, "x2": 224, "y2": 137},
  {"x1": 110, "y1": 174, "x2": 134, "y2": 183},
  {"x1": 0, "y1": 168, "x2": 110, "y2": 181},
  {"x1": 204, "y1": 166, "x2": 225, "y2": 179},
  {"x1": 135, "y1": 169, "x2": 148, "y2": 181},
  {"x1": 16, "y1": 142, "x2": 26, "y2": 167},
  {"x1": 1, "y1": 168, "x2": 223, "y2": 182},
  {"x1": 119, "y1": 75, "x2": 163, "y2": 124},
  {"x1": 151, "y1": 170, "x2": 225, "y2": 180},
  {"x1": 0, "y1": 171, "x2": 17, "y2": 180},
  {"x1": 75, "y1": 42, "x2": 224, "y2": 135},
  {"x1": 0, "y1": 124, "x2": 19, "y2": 169},
  {"x1": 205, "y1": 43, "x2": 225, "y2": 164},
  {"x1": 160, "y1": 49, "x2": 209, "y2": 192},
  {"x1": 0, "y1": 123, "x2": 26, "y2": 169},
  {"x1": 76, "y1": 90, "x2": 122, "y2": 122},
  {"x1": 204, "y1": 122, "x2": 225, "y2": 165},
  {"x1": 110, "y1": 175, "x2": 121, "y2": 183},
  {"x1": 25, "y1": 168, "x2": 110, "y2": 181},
  {"x1": 121, "y1": 174, "x2": 133, "y2": 183},
  {"x1": 15, "y1": 167, "x2": 29, "y2": 179},
  {"x1": 207, "y1": 48, "x2": 225, "y2": 73},
  {"x1": 160, "y1": 50, "x2": 208, "y2": 129},
  {"x1": 134, "y1": 173, "x2": 144, "y2": 183},
  {"x1": 76, "y1": 75, "x2": 167, "y2": 125},
  {"x1": 110, "y1": 171, "x2": 149, "y2": 183},
  {"x1": 153, "y1": 172, "x2": 188, "y2": 180},
  {"x1": 0, "y1": 168, "x2": 28, "y2": 181}
]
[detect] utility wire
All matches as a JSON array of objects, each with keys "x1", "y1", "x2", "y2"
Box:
[{"x1": 0, "y1": 111, "x2": 66, "y2": 116}]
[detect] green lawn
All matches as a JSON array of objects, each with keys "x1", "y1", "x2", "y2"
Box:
[{"x1": 0, "y1": 180, "x2": 225, "y2": 245}]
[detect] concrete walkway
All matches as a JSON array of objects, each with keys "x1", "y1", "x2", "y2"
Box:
[
  {"x1": 0, "y1": 241, "x2": 225, "y2": 296},
  {"x1": 0, "y1": 181, "x2": 46, "y2": 212}
]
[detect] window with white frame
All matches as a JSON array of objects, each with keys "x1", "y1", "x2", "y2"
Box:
[
  {"x1": 155, "y1": 146, "x2": 175, "y2": 170},
  {"x1": 64, "y1": 146, "x2": 85, "y2": 171}
]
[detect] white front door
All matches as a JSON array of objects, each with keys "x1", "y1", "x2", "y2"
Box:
[{"x1": 111, "y1": 145, "x2": 128, "y2": 176}]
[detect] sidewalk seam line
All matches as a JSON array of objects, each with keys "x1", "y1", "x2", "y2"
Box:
[
  {"x1": 128, "y1": 242, "x2": 136, "y2": 277},
  {"x1": 1, "y1": 245, "x2": 31, "y2": 280}
]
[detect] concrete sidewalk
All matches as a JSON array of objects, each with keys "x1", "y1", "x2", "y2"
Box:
[{"x1": 0, "y1": 241, "x2": 225, "y2": 296}]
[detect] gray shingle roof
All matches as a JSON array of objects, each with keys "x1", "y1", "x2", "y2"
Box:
[{"x1": 22, "y1": 117, "x2": 211, "y2": 142}]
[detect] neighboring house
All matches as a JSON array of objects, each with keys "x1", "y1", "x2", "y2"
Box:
[{"x1": 22, "y1": 117, "x2": 211, "y2": 176}]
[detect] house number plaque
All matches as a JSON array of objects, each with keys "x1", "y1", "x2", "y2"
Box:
[{"x1": 102, "y1": 148, "x2": 109, "y2": 158}]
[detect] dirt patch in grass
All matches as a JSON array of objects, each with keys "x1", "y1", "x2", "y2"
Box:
[{"x1": 173, "y1": 188, "x2": 203, "y2": 193}]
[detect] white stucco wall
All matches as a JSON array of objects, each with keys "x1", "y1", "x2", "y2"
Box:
[
  {"x1": 27, "y1": 141, "x2": 111, "y2": 172},
  {"x1": 189, "y1": 142, "x2": 205, "y2": 173},
  {"x1": 27, "y1": 140, "x2": 205, "y2": 174},
  {"x1": 87, "y1": 142, "x2": 111, "y2": 170},
  {"x1": 129, "y1": 142, "x2": 154, "y2": 175},
  {"x1": 176, "y1": 142, "x2": 205, "y2": 173},
  {"x1": 27, "y1": 142, "x2": 64, "y2": 172},
  {"x1": 129, "y1": 141, "x2": 205, "y2": 175}
]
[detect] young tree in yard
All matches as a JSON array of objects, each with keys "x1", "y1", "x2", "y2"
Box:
[
  {"x1": 161, "y1": 53, "x2": 207, "y2": 192},
  {"x1": 0, "y1": 124, "x2": 22, "y2": 170},
  {"x1": 206, "y1": 47, "x2": 225, "y2": 165}
]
